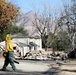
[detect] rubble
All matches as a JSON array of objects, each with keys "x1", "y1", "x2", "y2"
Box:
[{"x1": 15, "y1": 50, "x2": 68, "y2": 61}]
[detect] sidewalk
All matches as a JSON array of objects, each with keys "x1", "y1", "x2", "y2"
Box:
[
  {"x1": 0, "y1": 58, "x2": 50, "y2": 72},
  {"x1": 0, "y1": 58, "x2": 76, "y2": 75},
  {"x1": 0, "y1": 58, "x2": 54, "y2": 75}
]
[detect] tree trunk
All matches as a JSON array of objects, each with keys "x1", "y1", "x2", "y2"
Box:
[{"x1": 45, "y1": 46, "x2": 47, "y2": 51}]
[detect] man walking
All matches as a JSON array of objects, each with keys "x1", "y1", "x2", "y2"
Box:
[{"x1": 2, "y1": 34, "x2": 16, "y2": 71}]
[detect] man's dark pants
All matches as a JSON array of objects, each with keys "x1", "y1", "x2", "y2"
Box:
[{"x1": 2, "y1": 52, "x2": 16, "y2": 71}]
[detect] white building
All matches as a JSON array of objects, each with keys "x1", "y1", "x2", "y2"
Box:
[
  {"x1": 0, "y1": 34, "x2": 42, "y2": 57},
  {"x1": 11, "y1": 34, "x2": 42, "y2": 56}
]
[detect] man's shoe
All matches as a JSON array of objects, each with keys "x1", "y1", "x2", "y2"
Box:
[{"x1": 1, "y1": 69, "x2": 6, "y2": 71}]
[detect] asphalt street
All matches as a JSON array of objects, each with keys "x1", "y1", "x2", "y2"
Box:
[
  {"x1": 0, "y1": 59, "x2": 58, "y2": 75},
  {"x1": 1, "y1": 59, "x2": 76, "y2": 75}
]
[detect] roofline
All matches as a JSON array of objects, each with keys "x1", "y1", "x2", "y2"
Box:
[{"x1": 11, "y1": 36, "x2": 41, "y2": 39}]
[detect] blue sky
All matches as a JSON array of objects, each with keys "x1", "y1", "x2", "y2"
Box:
[{"x1": 7, "y1": 0, "x2": 63, "y2": 14}]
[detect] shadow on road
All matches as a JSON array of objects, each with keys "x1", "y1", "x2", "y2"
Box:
[{"x1": 0, "y1": 67, "x2": 60, "y2": 75}]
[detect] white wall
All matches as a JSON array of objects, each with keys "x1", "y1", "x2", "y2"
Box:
[
  {"x1": 28, "y1": 38, "x2": 42, "y2": 50},
  {"x1": 12, "y1": 38, "x2": 28, "y2": 44},
  {"x1": 12, "y1": 37, "x2": 42, "y2": 56}
]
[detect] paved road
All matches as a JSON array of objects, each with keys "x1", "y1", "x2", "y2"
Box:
[
  {"x1": 0, "y1": 59, "x2": 59, "y2": 75},
  {"x1": 0, "y1": 59, "x2": 76, "y2": 75},
  {"x1": 0, "y1": 71, "x2": 58, "y2": 75}
]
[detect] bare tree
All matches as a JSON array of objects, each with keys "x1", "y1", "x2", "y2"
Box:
[
  {"x1": 32, "y1": 5, "x2": 59, "y2": 51},
  {"x1": 58, "y1": 0, "x2": 76, "y2": 53}
]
